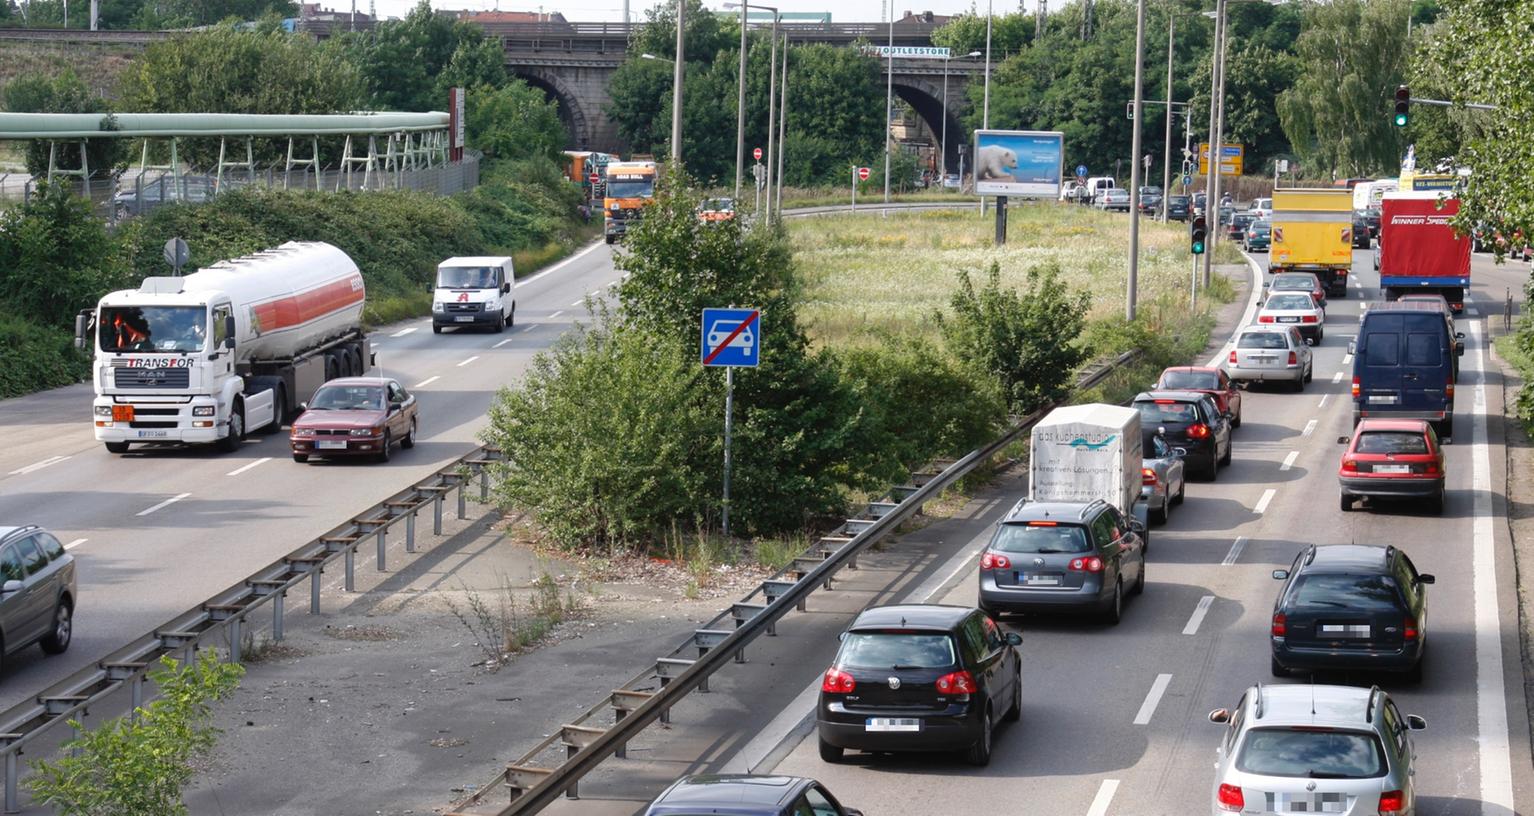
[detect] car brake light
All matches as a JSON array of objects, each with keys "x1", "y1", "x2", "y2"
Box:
[
  {"x1": 1068, "y1": 556, "x2": 1104, "y2": 573},
  {"x1": 1142, "y1": 467, "x2": 1158, "y2": 486},
  {"x1": 980, "y1": 551, "x2": 1012, "y2": 570},
  {"x1": 1228, "y1": 350, "x2": 1237, "y2": 364},
  {"x1": 1341, "y1": 456, "x2": 1358, "y2": 472},
  {"x1": 1288, "y1": 351, "x2": 1298, "y2": 365},
  {"x1": 1404, "y1": 618, "x2": 1418, "y2": 640},
  {"x1": 1301, "y1": 315, "x2": 1318, "y2": 323},
  {"x1": 1378, "y1": 790, "x2": 1405, "y2": 814},
  {"x1": 1217, "y1": 783, "x2": 1244, "y2": 812},
  {"x1": 1258, "y1": 315, "x2": 1275, "y2": 323},
  {"x1": 1446, "y1": 380, "x2": 1455, "y2": 399},
  {"x1": 1028, "y1": 521, "x2": 1058, "y2": 526},
  {"x1": 822, "y1": 667, "x2": 856, "y2": 694},
  {"x1": 1153, "y1": 399, "x2": 1177, "y2": 404},
  {"x1": 1271, "y1": 613, "x2": 1287, "y2": 637},
  {"x1": 1187, "y1": 423, "x2": 1211, "y2": 439},
  {"x1": 1352, "y1": 376, "x2": 1361, "y2": 399},
  {"x1": 935, "y1": 670, "x2": 977, "y2": 694}
]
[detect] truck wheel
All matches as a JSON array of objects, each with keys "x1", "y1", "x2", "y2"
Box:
[
  {"x1": 218, "y1": 404, "x2": 244, "y2": 453},
  {"x1": 104, "y1": 441, "x2": 130, "y2": 454},
  {"x1": 508, "y1": 303, "x2": 515, "y2": 328},
  {"x1": 263, "y1": 388, "x2": 287, "y2": 434},
  {"x1": 604, "y1": 234, "x2": 616, "y2": 245}
]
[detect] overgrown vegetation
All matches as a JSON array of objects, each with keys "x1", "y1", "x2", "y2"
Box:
[
  {"x1": 28, "y1": 651, "x2": 244, "y2": 816},
  {"x1": 444, "y1": 573, "x2": 581, "y2": 669}
]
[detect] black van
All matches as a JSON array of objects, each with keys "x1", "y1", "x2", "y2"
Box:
[{"x1": 1351, "y1": 302, "x2": 1465, "y2": 436}]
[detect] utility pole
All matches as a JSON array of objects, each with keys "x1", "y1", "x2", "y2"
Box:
[
  {"x1": 1160, "y1": 12, "x2": 1174, "y2": 221},
  {"x1": 883, "y1": 0, "x2": 894, "y2": 203},
  {"x1": 1200, "y1": 0, "x2": 1226, "y2": 289},
  {"x1": 734, "y1": 2, "x2": 748, "y2": 201},
  {"x1": 764, "y1": 17, "x2": 779, "y2": 219},
  {"x1": 1126, "y1": 0, "x2": 1147, "y2": 321},
  {"x1": 775, "y1": 34, "x2": 787, "y2": 217},
  {"x1": 1082, "y1": 0, "x2": 1094, "y2": 39},
  {"x1": 1036, "y1": 0, "x2": 1046, "y2": 40},
  {"x1": 671, "y1": 0, "x2": 685, "y2": 164},
  {"x1": 1207, "y1": 0, "x2": 1230, "y2": 288}
]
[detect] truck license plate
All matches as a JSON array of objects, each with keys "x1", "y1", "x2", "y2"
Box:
[
  {"x1": 454, "y1": 316, "x2": 474, "y2": 323},
  {"x1": 865, "y1": 718, "x2": 920, "y2": 732},
  {"x1": 317, "y1": 440, "x2": 347, "y2": 450},
  {"x1": 1369, "y1": 395, "x2": 1398, "y2": 404},
  {"x1": 135, "y1": 430, "x2": 168, "y2": 438}
]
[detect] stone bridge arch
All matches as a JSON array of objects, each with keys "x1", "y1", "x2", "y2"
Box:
[
  {"x1": 891, "y1": 72, "x2": 973, "y2": 174},
  {"x1": 510, "y1": 66, "x2": 595, "y2": 150}
]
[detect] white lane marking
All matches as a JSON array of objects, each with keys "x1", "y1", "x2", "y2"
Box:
[
  {"x1": 1086, "y1": 780, "x2": 1120, "y2": 816},
  {"x1": 456, "y1": 355, "x2": 480, "y2": 367},
  {"x1": 390, "y1": 327, "x2": 417, "y2": 338},
  {"x1": 64, "y1": 538, "x2": 87, "y2": 550},
  {"x1": 1254, "y1": 488, "x2": 1276, "y2": 514},
  {"x1": 1133, "y1": 674, "x2": 1173, "y2": 725},
  {"x1": 570, "y1": 298, "x2": 585, "y2": 307},
  {"x1": 550, "y1": 310, "x2": 565, "y2": 319},
  {"x1": 1469, "y1": 308, "x2": 1480, "y2": 317},
  {"x1": 1332, "y1": 372, "x2": 1343, "y2": 383},
  {"x1": 137, "y1": 493, "x2": 190, "y2": 517},
  {"x1": 493, "y1": 338, "x2": 514, "y2": 348},
  {"x1": 1343, "y1": 353, "x2": 1354, "y2": 365},
  {"x1": 515, "y1": 239, "x2": 604, "y2": 287},
  {"x1": 926, "y1": 548, "x2": 985, "y2": 602},
  {"x1": 8, "y1": 455, "x2": 68, "y2": 476},
  {"x1": 1222, "y1": 536, "x2": 1248, "y2": 566},
  {"x1": 520, "y1": 324, "x2": 536, "y2": 333},
  {"x1": 1280, "y1": 451, "x2": 1299, "y2": 471},
  {"x1": 226, "y1": 457, "x2": 271, "y2": 477},
  {"x1": 414, "y1": 375, "x2": 440, "y2": 388},
  {"x1": 1470, "y1": 320, "x2": 1516, "y2": 813},
  {"x1": 1302, "y1": 419, "x2": 1317, "y2": 437},
  {"x1": 1183, "y1": 595, "x2": 1215, "y2": 635},
  {"x1": 1205, "y1": 254, "x2": 1266, "y2": 367},
  {"x1": 1318, "y1": 393, "x2": 1330, "y2": 408}
]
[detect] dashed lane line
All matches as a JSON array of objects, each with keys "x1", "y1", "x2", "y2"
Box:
[
  {"x1": 1222, "y1": 536, "x2": 1248, "y2": 566},
  {"x1": 1254, "y1": 488, "x2": 1276, "y2": 515},
  {"x1": 1332, "y1": 372, "x2": 1343, "y2": 383},
  {"x1": 64, "y1": 538, "x2": 86, "y2": 550},
  {"x1": 550, "y1": 310, "x2": 565, "y2": 319},
  {"x1": 1182, "y1": 596, "x2": 1215, "y2": 635},
  {"x1": 414, "y1": 376, "x2": 440, "y2": 388},
  {"x1": 1318, "y1": 393, "x2": 1330, "y2": 408},
  {"x1": 226, "y1": 457, "x2": 271, "y2": 477},
  {"x1": 521, "y1": 324, "x2": 537, "y2": 333},
  {"x1": 493, "y1": 338, "x2": 514, "y2": 348},
  {"x1": 456, "y1": 355, "x2": 480, "y2": 367},
  {"x1": 1133, "y1": 674, "x2": 1173, "y2": 725},
  {"x1": 137, "y1": 493, "x2": 190, "y2": 517},
  {"x1": 8, "y1": 455, "x2": 69, "y2": 476},
  {"x1": 390, "y1": 327, "x2": 417, "y2": 338},
  {"x1": 1302, "y1": 419, "x2": 1317, "y2": 437},
  {"x1": 1086, "y1": 780, "x2": 1120, "y2": 816},
  {"x1": 1280, "y1": 451, "x2": 1298, "y2": 471}
]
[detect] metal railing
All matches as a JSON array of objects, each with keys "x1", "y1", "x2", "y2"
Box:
[
  {"x1": 446, "y1": 350, "x2": 1140, "y2": 815},
  {"x1": 0, "y1": 446, "x2": 505, "y2": 813}
]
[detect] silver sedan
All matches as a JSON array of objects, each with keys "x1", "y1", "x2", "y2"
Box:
[{"x1": 1141, "y1": 433, "x2": 1186, "y2": 524}]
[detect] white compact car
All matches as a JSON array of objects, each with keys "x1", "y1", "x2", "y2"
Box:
[{"x1": 1256, "y1": 292, "x2": 1324, "y2": 343}]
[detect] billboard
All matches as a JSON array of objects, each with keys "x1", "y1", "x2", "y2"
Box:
[
  {"x1": 973, "y1": 129, "x2": 1064, "y2": 198},
  {"x1": 862, "y1": 45, "x2": 952, "y2": 59}
]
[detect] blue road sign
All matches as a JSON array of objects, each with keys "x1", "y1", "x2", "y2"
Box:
[
  {"x1": 1076, "y1": 164, "x2": 1088, "y2": 178},
  {"x1": 701, "y1": 308, "x2": 761, "y2": 367},
  {"x1": 1183, "y1": 174, "x2": 1192, "y2": 187}
]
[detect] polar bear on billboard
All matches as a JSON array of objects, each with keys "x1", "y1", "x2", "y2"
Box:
[{"x1": 976, "y1": 144, "x2": 1019, "y2": 180}]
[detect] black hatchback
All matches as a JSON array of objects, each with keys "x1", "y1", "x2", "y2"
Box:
[
  {"x1": 1270, "y1": 544, "x2": 1434, "y2": 680},
  {"x1": 1132, "y1": 390, "x2": 1232, "y2": 480},
  {"x1": 817, "y1": 604, "x2": 1022, "y2": 767}
]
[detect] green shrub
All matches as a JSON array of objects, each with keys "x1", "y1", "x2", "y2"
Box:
[{"x1": 0, "y1": 316, "x2": 89, "y2": 399}]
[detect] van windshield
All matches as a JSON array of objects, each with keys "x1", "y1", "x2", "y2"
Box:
[
  {"x1": 99, "y1": 306, "x2": 207, "y2": 353},
  {"x1": 437, "y1": 267, "x2": 500, "y2": 289}
]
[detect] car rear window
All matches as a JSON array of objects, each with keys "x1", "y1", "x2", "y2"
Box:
[
  {"x1": 1238, "y1": 332, "x2": 1288, "y2": 350},
  {"x1": 1272, "y1": 277, "x2": 1312, "y2": 290},
  {"x1": 838, "y1": 632, "x2": 956, "y2": 670},
  {"x1": 1159, "y1": 371, "x2": 1219, "y2": 390},
  {"x1": 1235, "y1": 728, "x2": 1386, "y2": 778},
  {"x1": 991, "y1": 523, "x2": 1091, "y2": 554},
  {"x1": 1291, "y1": 573, "x2": 1401, "y2": 612},
  {"x1": 1136, "y1": 400, "x2": 1199, "y2": 424},
  {"x1": 1267, "y1": 294, "x2": 1314, "y2": 310},
  {"x1": 1355, "y1": 431, "x2": 1429, "y2": 454}
]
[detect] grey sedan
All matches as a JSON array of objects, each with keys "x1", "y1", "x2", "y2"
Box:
[
  {"x1": 1141, "y1": 432, "x2": 1186, "y2": 524},
  {"x1": 0, "y1": 526, "x2": 76, "y2": 671}
]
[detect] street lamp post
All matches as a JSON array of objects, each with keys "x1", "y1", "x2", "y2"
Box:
[
  {"x1": 941, "y1": 50, "x2": 982, "y2": 183},
  {"x1": 1160, "y1": 12, "x2": 1174, "y2": 221},
  {"x1": 775, "y1": 33, "x2": 788, "y2": 217},
  {"x1": 670, "y1": 0, "x2": 685, "y2": 164},
  {"x1": 883, "y1": 0, "x2": 894, "y2": 203},
  {"x1": 1126, "y1": 0, "x2": 1148, "y2": 321},
  {"x1": 725, "y1": 3, "x2": 779, "y2": 216},
  {"x1": 764, "y1": 14, "x2": 780, "y2": 220},
  {"x1": 1200, "y1": 1, "x2": 1225, "y2": 289}
]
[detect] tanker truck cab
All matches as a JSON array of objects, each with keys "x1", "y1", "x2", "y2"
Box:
[
  {"x1": 431, "y1": 257, "x2": 515, "y2": 334},
  {"x1": 81, "y1": 241, "x2": 370, "y2": 455}
]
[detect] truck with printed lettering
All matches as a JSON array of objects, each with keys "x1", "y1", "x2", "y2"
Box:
[
  {"x1": 1029, "y1": 403, "x2": 1150, "y2": 530},
  {"x1": 603, "y1": 160, "x2": 658, "y2": 244},
  {"x1": 76, "y1": 241, "x2": 370, "y2": 455},
  {"x1": 1269, "y1": 188, "x2": 1354, "y2": 298},
  {"x1": 1373, "y1": 191, "x2": 1470, "y2": 313}
]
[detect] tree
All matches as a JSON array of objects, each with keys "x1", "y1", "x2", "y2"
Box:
[
  {"x1": 468, "y1": 80, "x2": 567, "y2": 162},
  {"x1": 1208, "y1": 44, "x2": 1299, "y2": 170},
  {"x1": 1, "y1": 70, "x2": 127, "y2": 177},
  {"x1": 28, "y1": 651, "x2": 244, "y2": 816},
  {"x1": 1277, "y1": 0, "x2": 1411, "y2": 178},
  {"x1": 342, "y1": 1, "x2": 502, "y2": 113},
  {"x1": 930, "y1": 10, "x2": 1034, "y2": 56},
  {"x1": 631, "y1": 0, "x2": 736, "y2": 66},
  {"x1": 606, "y1": 57, "x2": 675, "y2": 156},
  {"x1": 0, "y1": 179, "x2": 129, "y2": 329}
]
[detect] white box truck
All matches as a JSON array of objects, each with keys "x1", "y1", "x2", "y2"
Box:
[
  {"x1": 1029, "y1": 403, "x2": 1150, "y2": 531},
  {"x1": 78, "y1": 241, "x2": 371, "y2": 454},
  {"x1": 431, "y1": 256, "x2": 516, "y2": 334}
]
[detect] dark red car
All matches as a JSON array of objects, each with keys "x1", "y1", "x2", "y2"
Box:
[
  {"x1": 1267, "y1": 271, "x2": 1327, "y2": 307},
  {"x1": 290, "y1": 377, "x2": 419, "y2": 463},
  {"x1": 1338, "y1": 418, "x2": 1445, "y2": 513},
  {"x1": 1153, "y1": 366, "x2": 1242, "y2": 427}
]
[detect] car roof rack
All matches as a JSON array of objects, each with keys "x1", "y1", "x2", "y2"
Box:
[
  {"x1": 1252, "y1": 682, "x2": 1265, "y2": 720},
  {"x1": 1079, "y1": 499, "x2": 1108, "y2": 520}
]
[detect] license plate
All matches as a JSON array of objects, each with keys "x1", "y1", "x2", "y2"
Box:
[
  {"x1": 317, "y1": 440, "x2": 348, "y2": 450},
  {"x1": 1320, "y1": 624, "x2": 1371, "y2": 637},
  {"x1": 112, "y1": 405, "x2": 135, "y2": 422},
  {"x1": 865, "y1": 718, "x2": 920, "y2": 732},
  {"x1": 454, "y1": 316, "x2": 474, "y2": 323},
  {"x1": 1020, "y1": 573, "x2": 1061, "y2": 586},
  {"x1": 1277, "y1": 316, "x2": 1299, "y2": 323},
  {"x1": 135, "y1": 429, "x2": 168, "y2": 438},
  {"x1": 1374, "y1": 464, "x2": 1411, "y2": 474},
  {"x1": 1270, "y1": 792, "x2": 1346, "y2": 813},
  {"x1": 1369, "y1": 394, "x2": 1399, "y2": 404}
]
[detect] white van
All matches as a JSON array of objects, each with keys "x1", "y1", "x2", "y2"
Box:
[
  {"x1": 432, "y1": 256, "x2": 516, "y2": 333},
  {"x1": 1084, "y1": 176, "x2": 1116, "y2": 204}
]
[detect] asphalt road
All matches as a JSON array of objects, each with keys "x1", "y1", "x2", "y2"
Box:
[{"x1": 0, "y1": 240, "x2": 622, "y2": 710}]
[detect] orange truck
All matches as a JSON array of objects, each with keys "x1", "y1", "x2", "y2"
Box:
[
  {"x1": 603, "y1": 160, "x2": 658, "y2": 244},
  {"x1": 1268, "y1": 188, "x2": 1354, "y2": 298}
]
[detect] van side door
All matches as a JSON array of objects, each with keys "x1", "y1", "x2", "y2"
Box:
[
  {"x1": 1357, "y1": 314, "x2": 1404, "y2": 415},
  {"x1": 1401, "y1": 316, "x2": 1449, "y2": 416}
]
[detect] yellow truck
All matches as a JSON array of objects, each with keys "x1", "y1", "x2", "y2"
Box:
[
  {"x1": 603, "y1": 160, "x2": 658, "y2": 244},
  {"x1": 1269, "y1": 188, "x2": 1354, "y2": 298}
]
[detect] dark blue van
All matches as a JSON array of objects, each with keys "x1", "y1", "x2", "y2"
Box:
[{"x1": 1351, "y1": 302, "x2": 1465, "y2": 437}]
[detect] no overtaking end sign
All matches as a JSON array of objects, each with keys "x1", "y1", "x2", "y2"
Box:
[{"x1": 701, "y1": 308, "x2": 761, "y2": 367}]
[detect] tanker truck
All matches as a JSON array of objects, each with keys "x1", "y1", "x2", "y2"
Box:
[{"x1": 77, "y1": 241, "x2": 371, "y2": 454}]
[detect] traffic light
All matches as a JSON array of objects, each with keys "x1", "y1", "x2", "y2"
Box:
[
  {"x1": 1393, "y1": 86, "x2": 1410, "y2": 127},
  {"x1": 1191, "y1": 215, "x2": 1207, "y2": 255}
]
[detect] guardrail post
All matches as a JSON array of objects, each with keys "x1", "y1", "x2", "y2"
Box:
[
  {"x1": 434, "y1": 495, "x2": 443, "y2": 535},
  {"x1": 272, "y1": 592, "x2": 285, "y2": 641},
  {"x1": 311, "y1": 568, "x2": 322, "y2": 613},
  {"x1": 480, "y1": 469, "x2": 489, "y2": 503},
  {"x1": 457, "y1": 481, "x2": 467, "y2": 520},
  {"x1": 345, "y1": 545, "x2": 355, "y2": 591},
  {"x1": 405, "y1": 511, "x2": 416, "y2": 553},
  {"x1": 376, "y1": 526, "x2": 387, "y2": 572},
  {"x1": 1, "y1": 739, "x2": 18, "y2": 814},
  {"x1": 229, "y1": 616, "x2": 242, "y2": 663}
]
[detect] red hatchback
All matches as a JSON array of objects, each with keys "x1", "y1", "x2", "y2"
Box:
[
  {"x1": 1338, "y1": 418, "x2": 1445, "y2": 513},
  {"x1": 290, "y1": 377, "x2": 419, "y2": 463},
  {"x1": 1154, "y1": 366, "x2": 1242, "y2": 427}
]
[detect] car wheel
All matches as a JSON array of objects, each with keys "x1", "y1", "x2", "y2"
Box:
[
  {"x1": 1219, "y1": 439, "x2": 1232, "y2": 466},
  {"x1": 964, "y1": 707, "x2": 993, "y2": 766},
  {"x1": 1207, "y1": 450, "x2": 1220, "y2": 481},
  {"x1": 1317, "y1": 327, "x2": 1325, "y2": 342},
  {"x1": 1102, "y1": 580, "x2": 1123, "y2": 625},
  {"x1": 104, "y1": 441, "x2": 130, "y2": 454},
  {"x1": 1340, "y1": 492, "x2": 1353, "y2": 512},
  {"x1": 40, "y1": 602, "x2": 72, "y2": 655},
  {"x1": 1173, "y1": 477, "x2": 1185, "y2": 505},
  {"x1": 1004, "y1": 670, "x2": 1022, "y2": 722},
  {"x1": 1232, "y1": 409, "x2": 1242, "y2": 428},
  {"x1": 1292, "y1": 374, "x2": 1305, "y2": 393},
  {"x1": 1150, "y1": 499, "x2": 1168, "y2": 525},
  {"x1": 432, "y1": 325, "x2": 442, "y2": 334},
  {"x1": 1270, "y1": 654, "x2": 1288, "y2": 678},
  {"x1": 1304, "y1": 364, "x2": 1313, "y2": 383},
  {"x1": 401, "y1": 418, "x2": 417, "y2": 449},
  {"x1": 818, "y1": 735, "x2": 843, "y2": 763},
  {"x1": 1429, "y1": 488, "x2": 1445, "y2": 515},
  {"x1": 1440, "y1": 415, "x2": 1454, "y2": 440},
  {"x1": 378, "y1": 430, "x2": 392, "y2": 463},
  {"x1": 1407, "y1": 650, "x2": 1425, "y2": 683},
  {"x1": 293, "y1": 453, "x2": 309, "y2": 463},
  {"x1": 1133, "y1": 560, "x2": 1146, "y2": 595},
  {"x1": 508, "y1": 303, "x2": 516, "y2": 328}
]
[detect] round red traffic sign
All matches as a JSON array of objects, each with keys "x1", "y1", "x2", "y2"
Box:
[
  {"x1": 753, "y1": 147, "x2": 763, "y2": 161},
  {"x1": 588, "y1": 173, "x2": 599, "y2": 184},
  {"x1": 857, "y1": 166, "x2": 870, "y2": 181}
]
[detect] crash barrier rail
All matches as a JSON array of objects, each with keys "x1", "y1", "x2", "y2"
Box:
[
  {"x1": 446, "y1": 349, "x2": 1141, "y2": 815},
  {"x1": 0, "y1": 445, "x2": 505, "y2": 813},
  {"x1": 0, "y1": 28, "x2": 170, "y2": 43}
]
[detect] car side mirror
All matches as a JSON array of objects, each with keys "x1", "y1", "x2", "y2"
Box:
[
  {"x1": 1348, "y1": 340, "x2": 1357, "y2": 355},
  {"x1": 297, "y1": 402, "x2": 307, "y2": 412},
  {"x1": 1005, "y1": 632, "x2": 1022, "y2": 646},
  {"x1": 838, "y1": 631, "x2": 848, "y2": 642},
  {"x1": 1418, "y1": 573, "x2": 1436, "y2": 584},
  {"x1": 1407, "y1": 714, "x2": 1427, "y2": 730},
  {"x1": 1208, "y1": 708, "x2": 1230, "y2": 724},
  {"x1": 503, "y1": 282, "x2": 512, "y2": 293},
  {"x1": 1272, "y1": 569, "x2": 1290, "y2": 580},
  {"x1": 0, "y1": 580, "x2": 21, "y2": 594}
]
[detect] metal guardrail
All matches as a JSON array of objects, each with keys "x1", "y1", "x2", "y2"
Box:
[
  {"x1": 446, "y1": 350, "x2": 1141, "y2": 815},
  {"x1": 0, "y1": 446, "x2": 505, "y2": 813},
  {"x1": 0, "y1": 27, "x2": 169, "y2": 43}
]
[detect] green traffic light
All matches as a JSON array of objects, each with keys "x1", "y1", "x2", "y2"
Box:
[
  {"x1": 1394, "y1": 113, "x2": 1408, "y2": 127},
  {"x1": 1192, "y1": 241, "x2": 1205, "y2": 255}
]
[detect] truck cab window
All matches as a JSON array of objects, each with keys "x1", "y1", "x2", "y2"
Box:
[{"x1": 213, "y1": 305, "x2": 230, "y2": 348}]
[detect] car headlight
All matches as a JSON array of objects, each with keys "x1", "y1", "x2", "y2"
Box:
[
  {"x1": 432, "y1": 302, "x2": 445, "y2": 313},
  {"x1": 192, "y1": 405, "x2": 215, "y2": 417},
  {"x1": 94, "y1": 405, "x2": 111, "y2": 417},
  {"x1": 350, "y1": 427, "x2": 380, "y2": 436},
  {"x1": 292, "y1": 428, "x2": 315, "y2": 437}
]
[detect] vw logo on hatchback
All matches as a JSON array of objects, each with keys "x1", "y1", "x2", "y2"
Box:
[{"x1": 887, "y1": 677, "x2": 901, "y2": 690}]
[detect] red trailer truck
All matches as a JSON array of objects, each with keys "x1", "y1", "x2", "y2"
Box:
[{"x1": 1373, "y1": 191, "x2": 1471, "y2": 312}]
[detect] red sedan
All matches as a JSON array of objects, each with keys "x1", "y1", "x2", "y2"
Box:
[
  {"x1": 1338, "y1": 418, "x2": 1445, "y2": 513},
  {"x1": 290, "y1": 377, "x2": 419, "y2": 463},
  {"x1": 1153, "y1": 366, "x2": 1242, "y2": 427}
]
